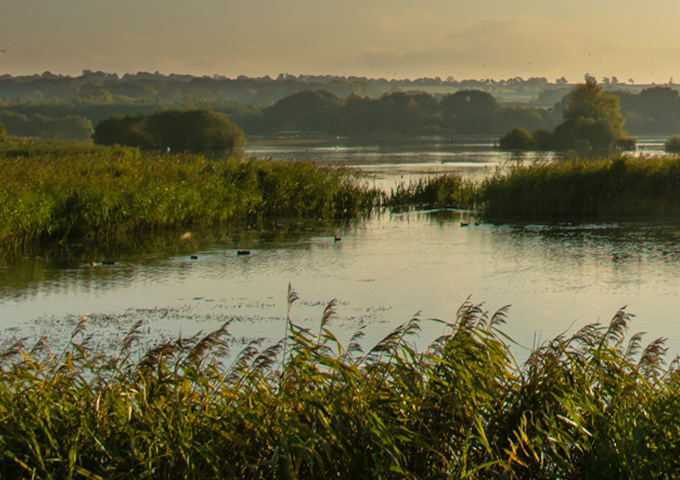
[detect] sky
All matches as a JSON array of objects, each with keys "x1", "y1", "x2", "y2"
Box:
[{"x1": 2, "y1": 0, "x2": 680, "y2": 84}]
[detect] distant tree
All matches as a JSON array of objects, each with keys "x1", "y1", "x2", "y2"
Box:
[
  {"x1": 556, "y1": 77, "x2": 569, "y2": 85},
  {"x1": 145, "y1": 109, "x2": 245, "y2": 151},
  {"x1": 499, "y1": 127, "x2": 534, "y2": 150},
  {"x1": 562, "y1": 81, "x2": 624, "y2": 128},
  {"x1": 0, "y1": 111, "x2": 30, "y2": 136},
  {"x1": 42, "y1": 115, "x2": 94, "y2": 141},
  {"x1": 638, "y1": 87, "x2": 680, "y2": 122},
  {"x1": 499, "y1": 80, "x2": 634, "y2": 150},
  {"x1": 557, "y1": 80, "x2": 631, "y2": 149},
  {"x1": 440, "y1": 89, "x2": 498, "y2": 133},
  {"x1": 94, "y1": 109, "x2": 244, "y2": 152},
  {"x1": 369, "y1": 92, "x2": 439, "y2": 134},
  {"x1": 261, "y1": 90, "x2": 344, "y2": 133},
  {"x1": 664, "y1": 136, "x2": 680, "y2": 153},
  {"x1": 494, "y1": 106, "x2": 550, "y2": 134},
  {"x1": 0, "y1": 111, "x2": 92, "y2": 141},
  {"x1": 440, "y1": 90, "x2": 497, "y2": 117},
  {"x1": 93, "y1": 114, "x2": 153, "y2": 148},
  {"x1": 533, "y1": 127, "x2": 556, "y2": 150}
]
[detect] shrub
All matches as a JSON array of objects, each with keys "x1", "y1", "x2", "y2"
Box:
[
  {"x1": 664, "y1": 135, "x2": 680, "y2": 153},
  {"x1": 533, "y1": 127, "x2": 556, "y2": 150},
  {"x1": 93, "y1": 109, "x2": 246, "y2": 154},
  {"x1": 617, "y1": 136, "x2": 638, "y2": 151},
  {"x1": 92, "y1": 114, "x2": 153, "y2": 148},
  {"x1": 145, "y1": 109, "x2": 245, "y2": 152},
  {"x1": 499, "y1": 126, "x2": 535, "y2": 150}
]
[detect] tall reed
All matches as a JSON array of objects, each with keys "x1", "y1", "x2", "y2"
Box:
[
  {"x1": 1, "y1": 295, "x2": 678, "y2": 478},
  {"x1": 0, "y1": 148, "x2": 380, "y2": 254},
  {"x1": 479, "y1": 154, "x2": 680, "y2": 217},
  {"x1": 384, "y1": 174, "x2": 475, "y2": 211}
]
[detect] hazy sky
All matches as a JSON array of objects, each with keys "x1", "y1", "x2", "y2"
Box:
[{"x1": 2, "y1": 0, "x2": 680, "y2": 83}]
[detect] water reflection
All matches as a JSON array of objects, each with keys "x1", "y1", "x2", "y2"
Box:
[
  {"x1": 247, "y1": 136, "x2": 560, "y2": 188},
  {"x1": 0, "y1": 218, "x2": 356, "y2": 300},
  {"x1": 3, "y1": 212, "x2": 680, "y2": 361}
]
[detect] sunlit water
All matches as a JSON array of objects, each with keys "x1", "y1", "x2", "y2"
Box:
[{"x1": 1, "y1": 137, "x2": 678, "y2": 361}]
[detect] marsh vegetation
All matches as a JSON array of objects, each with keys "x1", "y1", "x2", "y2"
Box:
[
  {"x1": 0, "y1": 145, "x2": 380, "y2": 254},
  {"x1": 4, "y1": 135, "x2": 680, "y2": 254},
  {"x1": 5, "y1": 136, "x2": 680, "y2": 477},
  {"x1": 1, "y1": 290, "x2": 678, "y2": 479}
]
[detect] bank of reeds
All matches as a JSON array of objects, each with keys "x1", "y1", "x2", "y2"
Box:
[
  {"x1": 9, "y1": 145, "x2": 680, "y2": 254},
  {"x1": 0, "y1": 137, "x2": 123, "y2": 157},
  {"x1": 1, "y1": 289, "x2": 679, "y2": 478},
  {"x1": 384, "y1": 174, "x2": 475, "y2": 211},
  {"x1": 479, "y1": 154, "x2": 680, "y2": 217},
  {"x1": 0, "y1": 148, "x2": 380, "y2": 253}
]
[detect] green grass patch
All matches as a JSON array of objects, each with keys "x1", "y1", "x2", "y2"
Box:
[{"x1": 1, "y1": 290, "x2": 679, "y2": 478}]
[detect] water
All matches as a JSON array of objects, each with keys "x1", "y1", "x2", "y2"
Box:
[
  {"x1": 246, "y1": 136, "x2": 561, "y2": 191},
  {"x1": 1, "y1": 137, "x2": 678, "y2": 360},
  {"x1": 244, "y1": 135, "x2": 667, "y2": 190}
]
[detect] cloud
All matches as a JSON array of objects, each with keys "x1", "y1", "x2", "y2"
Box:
[
  {"x1": 350, "y1": 16, "x2": 582, "y2": 79},
  {"x1": 371, "y1": 7, "x2": 440, "y2": 33},
  {"x1": 442, "y1": 16, "x2": 580, "y2": 67}
]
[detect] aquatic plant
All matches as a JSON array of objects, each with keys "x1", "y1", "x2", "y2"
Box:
[
  {"x1": 384, "y1": 174, "x2": 475, "y2": 211},
  {"x1": 1, "y1": 290, "x2": 679, "y2": 479},
  {"x1": 479, "y1": 154, "x2": 680, "y2": 217},
  {"x1": 0, "y1": 147, "x2": 380, "y2": 254},
  {"x1": 499, "y1": 127, "x2": 535, "y2": 150},
  {"x1": 0, "y1": 136, "x2": 126, "y2": 157}
]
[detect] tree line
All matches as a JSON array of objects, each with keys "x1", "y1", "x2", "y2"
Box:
[
  {"x1": 5, "y1": 83, "x2": 680, "y2": 142},
  {"x1": 238, "y1": 89, "x2": 556, "y2": 137},
  {"x1": 0, "y1": 70, "x2": 566, "y2": 108},
  {"x1": 0, "y1": 111, "x2": 93, "y2": 142}
]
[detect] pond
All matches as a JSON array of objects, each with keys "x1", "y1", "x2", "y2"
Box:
[{"x1": 1, "y1": 137, "x2": 678, "y2": 361}]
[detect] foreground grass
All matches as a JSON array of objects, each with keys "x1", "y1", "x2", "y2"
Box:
[
  {"x1": 0, "y1": 147, "x2": 379, "y2": 253},
  {"x1": 1, "y1": 289, "x2": 679, "y2": 479}
]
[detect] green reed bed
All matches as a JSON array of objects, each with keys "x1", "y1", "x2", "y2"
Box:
[
  {"x1": 480, "y1": 154, "x2": 680, "y2": 217},
  {"x1": 384, "y1": 174, "x2": 475, "y2": 212},
  {"x1": 0, "y1": 137, "x2": 123, "y2": 157},
  {"x1": 1, "y1": 288, "x2": 679, "y2": 479},
  {"x1": 0, "y1": 148, "x2": 380, "y2": 253}
]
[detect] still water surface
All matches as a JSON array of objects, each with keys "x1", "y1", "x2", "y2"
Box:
[{"x1": 2, "y1": 137, "x2": 678, "y2": 359}]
